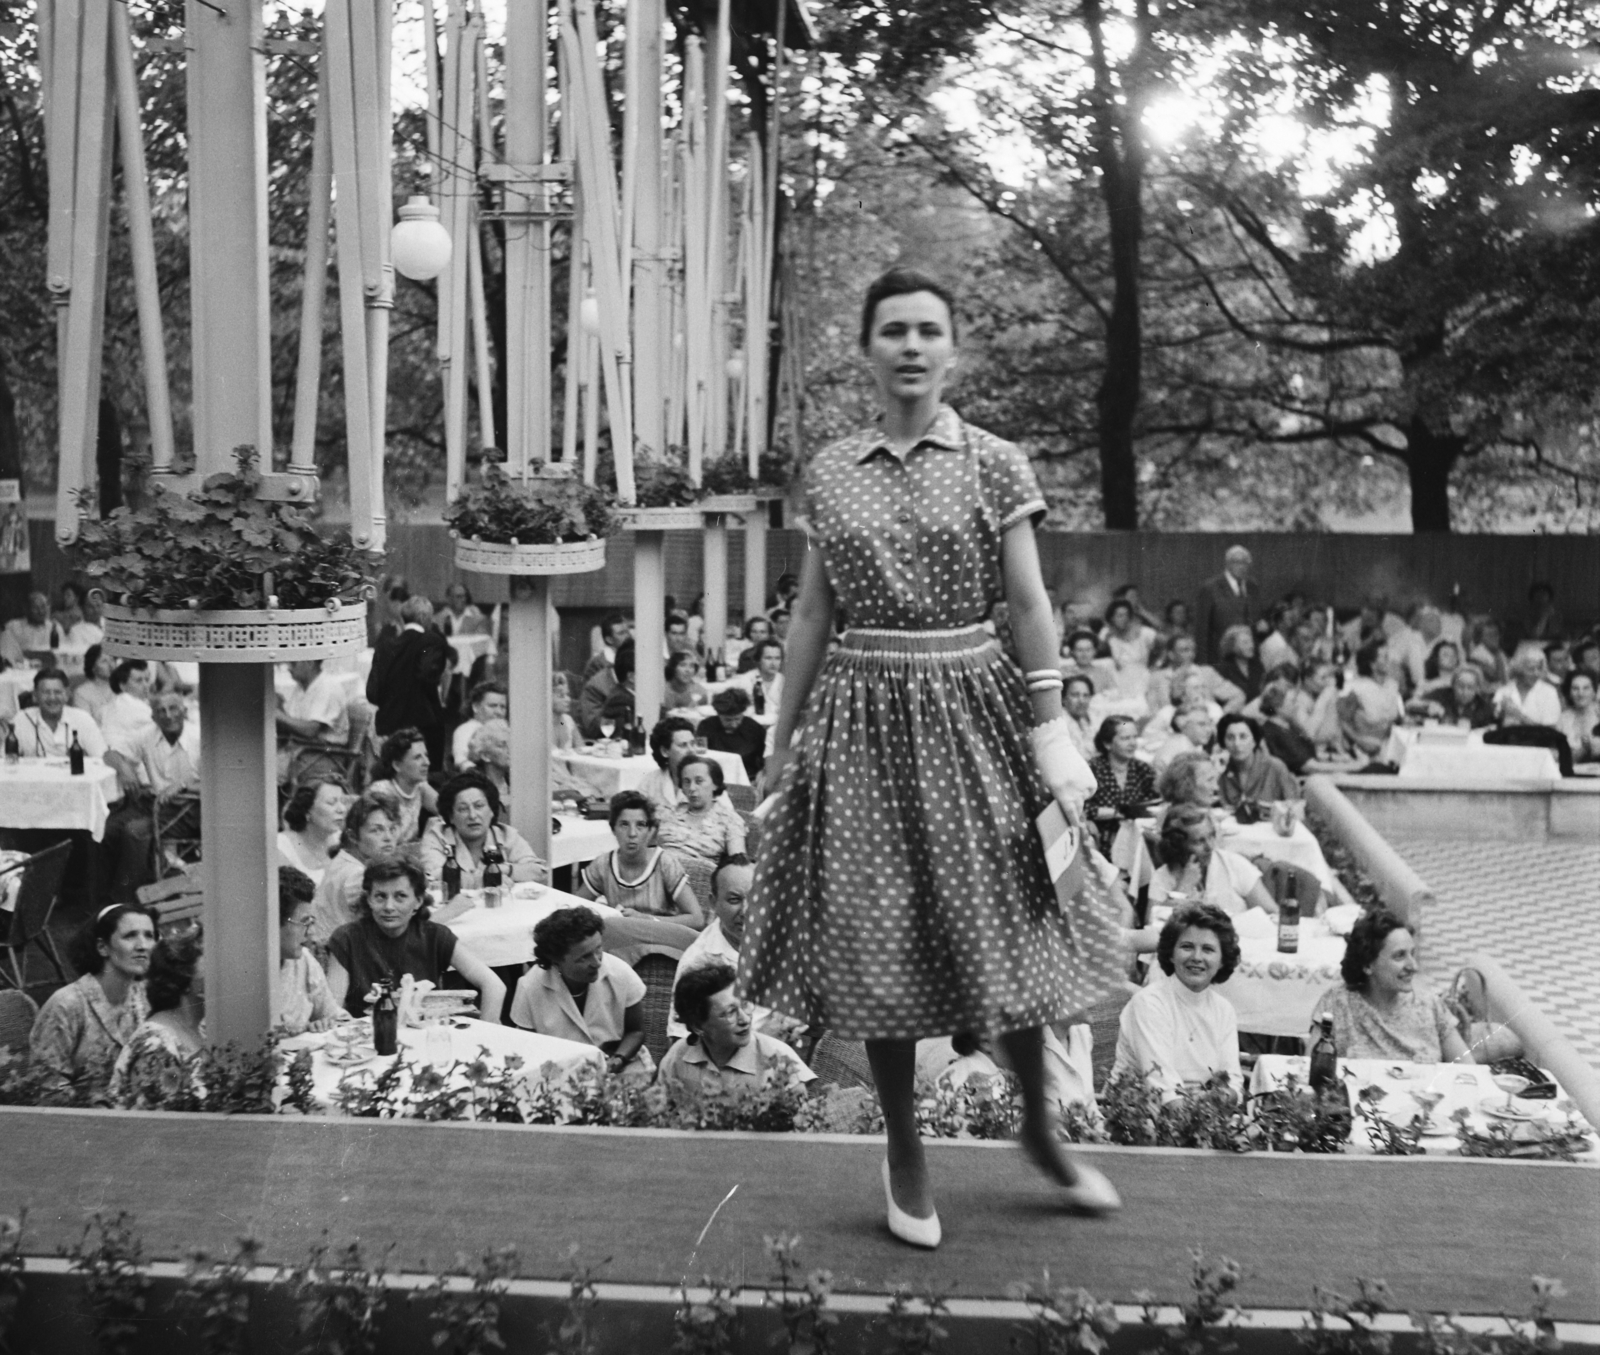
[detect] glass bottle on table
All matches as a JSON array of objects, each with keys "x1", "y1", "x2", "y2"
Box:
[
  {"x1": 1276, "y1": 876, "x2": 1300, "y2": 954},
  {"x1": 68, "y1": 729, "x2": 85, "y2": 776},
  {"x1": 371, "y1": 977, "x2": 399, "y2": 1057},
  {"x1": 481, "y1": 850, "x2": 503, "y2": 910},
  {"x1": 441, "y1": 855, "x2": 462, "y2": 904},
  {"x1": 1309, "y1": 1014, "x2": 1338, "y2": 1092},
  {"x1": 3, "y1": 725, "x2": 17, "y2": 766}
]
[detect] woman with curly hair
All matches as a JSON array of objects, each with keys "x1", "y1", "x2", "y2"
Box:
[
  {"x1": 416, "y1": 770, "x2": 545, "y2": 890},
  {"x1": 276, "y1": 777, "x2": 351, "y2": 886},
  {"x1": 511, "y1": 906, "x2": 653, "y2": 1082},
  {"x1": 366, "y1": 727, "x2": 438, "y2": 842},
  {"x1": 109, "y1": 927, "x2": 206, "y2": 1108},
  {"x1": 1149, "y1": 803, "x2": 1277, "y2": 919},
  {"x1": 1112, "y1": 902, "x2": 1243, "y2": 1100}
]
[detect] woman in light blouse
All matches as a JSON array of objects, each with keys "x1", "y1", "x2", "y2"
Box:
[
  {"x1": 417, "y1": 770, "x2": 545, "y2": 891},
  {"x1": 655, "y1": 755, "x2": 746, "y2": 864}
]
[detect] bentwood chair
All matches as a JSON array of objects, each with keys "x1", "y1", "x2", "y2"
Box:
[
  {"x1": 0, "y1": 840, "x2": 73, "y2": 990},
  {"x1": 0, "y1": 989, "x2": 38, "y2": 1057}
]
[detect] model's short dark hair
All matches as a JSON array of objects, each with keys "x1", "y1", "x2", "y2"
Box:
[
  {"x1": 1341, "y1": 909, "x2": 1411, "y2": 991},
  {"x1": 858, "y1": 267, "x2": 958, "y2": 349},
  {"x1": 146, "y1": 928, "x2": 204, "y2": 1014},
  {"x1": 608, "y1": 789, "x2": 656, "y2": 828},
  {"x1": 711, "y1": 687, "x2": 751, "y2": 716},
  {"x1": 69, "y1": 904, "x2": 160, "y2": 975},
  {"x1": 282, "y1": 776, "x2": 350, "y2": 832},
  {"x1": 673, "y1": 958, "x2": 739, "y2": 1034},
  {"x1": 1216, "y1": 713, "x2": 1261, "y2": 752},
  {"x1": 342, "y1": 790, "x2": 399, "y2": 849},
  {"x1": 438, "y1": 769, "x2": 502, "y2": 824},
  {"x1": 650, "y1": 716, "x2": 696, "y2": 768},
  {"x1": 533, "y1": 906, "x2": 604, "y2": 968},
  {"x1": 279, "y1": 864, "x2": 317, "y2": 924},
  {"x1": 109, "y1": 659, "x2": 148, "y2": 694},
  {"x1": 1156, "y1": 903, "x2": 1240, "y2": 984},
  {"x1": 1093, "y1": 715, "x2": 1135, "y2": 755},
  {"x1": 362, "y1": 852, "x2": 428, "y2": 902}
]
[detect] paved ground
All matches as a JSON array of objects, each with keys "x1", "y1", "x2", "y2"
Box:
[{"x1": 1390, "y1": 835, "x2": 1600, "y2": 1067}]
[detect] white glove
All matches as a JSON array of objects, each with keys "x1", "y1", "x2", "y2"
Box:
[{"x1": 1030, "y1": 716, "x2": 1097, "y2": 809}]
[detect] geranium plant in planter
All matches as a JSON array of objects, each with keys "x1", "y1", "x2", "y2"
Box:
[
  {"x1": 445, "y1": 462, "x2": 618, "y2": 576},
  {"x1": 70, "y1": 448, "x2": 380, "y2": 662},
  {"x1": 616, "y1": 458, "x2": 710, "y2": 531}
]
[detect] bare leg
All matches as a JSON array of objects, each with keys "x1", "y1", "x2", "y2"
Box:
[
  {"x1": 998, "y1": 1024, "x2": 1083, "y2": 1187},
  {"x1": 866, "y1": 1037, "x2": 934, "y2": 1219}
]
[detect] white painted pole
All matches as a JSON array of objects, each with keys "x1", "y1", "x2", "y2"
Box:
[
  {"x1": 703, "y1": 513, "x2": 728, "y2": 660},
  {"x1": 633, "y1": 530, "x2": 665, "y2": 731},
  {"x1": 743, "y1": 502, "x2": 768, "y2": 624},
  {"x1": 290, "y1": 63, "x2": 332, "y2": 474},
  {"x1": 507, "y1": 577, "x2": 554, "y2": 863},
  {"x1": 627, "y1": 0, "x2": 666, "y2": 462},
  {"x1": 468, "y1": 218, "x2": 497, "y2": 453}
]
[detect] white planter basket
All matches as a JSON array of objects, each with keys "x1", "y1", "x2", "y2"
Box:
[
  {"x1": 617, "y1": 506, "x2": 708, "y2": 532},
  {"x1": 453, "y1": 535, "x2": 609, "y2": 577},
  {"x1": 700, "y1": 494, "x2": 760, "y2": 516},
  {"x1": 100, "y1": 599, "x2": 368, "y2": 662}
]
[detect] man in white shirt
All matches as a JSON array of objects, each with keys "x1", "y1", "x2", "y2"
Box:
[
  {"x1": 1494, "y1": 647, "x2": 1562, "y2": 728},
  {"x1": 9, "y1": 668, "x2": 107, "y2": 759},
  {"x1": 277, "y1": 658, "x2": 352, "y2": 749},
  {"x1": 1151, "y1": 705, "x2": 1216, "y2": 779},
  {"x1": 1257, "y1": 601, "x2": 1300, "y2": 674},
  {"x1": 732, "y1": 638, "x2": 784, "y2": 718},
  {"x1": 0, "y1": 592, "x2": 62, "y2": 666},
  {"x1": 101, "y1": 691, "x2": 201, "y2": 901},
  {"x1": 450, "y1": 681, "x2": 508, "y2": 769}
]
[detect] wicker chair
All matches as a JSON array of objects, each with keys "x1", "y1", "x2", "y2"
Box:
[
  {"x1": 1256, "y1": 858, "x2": 1325, "y2": 916},
  {"x1": 0, "y1": 989, "x2": 37, "y2": 1058},
  {"x1": 680, "y1": 855, "x2": 717, "y2": 912},
  {"x1": 724, "y1": 783, "x2": 757, "y2": 815},
  {"x1": 808, "y1": 1032, "x2": 873, "y2": 1090},
  {"x1": 0, "y1": 841, "x2": 73, "y2": 990},
  {"x1": 633, "y1": 952, "x2": 683, "y2": 1066}
]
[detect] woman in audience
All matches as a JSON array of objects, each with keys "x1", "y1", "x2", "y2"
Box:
[
  {"x1": 552, "y1": 672, "x2": 581, "y2": 751},
  {"x1": 1149, "y1": 804, "x2": 1277, "y2": 918},
  {"x1": 1112, "y1": 903, "x2": 1242, "y2": 1100},
  {"x1": 311, "y1": 792, "x2": 401, "y2": 947},
  {"x1": 1417, "y1": 639, "x2": 1461, "y2": 699},
  {"x1": 1468, "y1": 618, "x2": 1510, "y2": 689},
  {"x1": 1216, "y1": 625, "x2": 1265, "y2": 704},
  {"x1": 1559, "y1": 670, "x2": 1600, "y2": 766},
  {"x1": 72, "y1": 644, "x2": 116, "y2": 723},
  {"x1": 1433, "y1": 663, "x2": 1497, "y2": 729},
  {"x1": 1255, "y1": 682, "x2": 1318, "y2": 776},
  {"x1": 662, "y1": 652, "x2": 709, "y2": 714},
  {"x1": 464, "y1": 718, "x2": 512, "y2": 808},
  {"x1": 276, "y1": 777, "x2": 350, "y2": 886},
  {"x1": 1313, "y1": 910, "x2": 1471, "y2": 1063},
  {"x1": 276, "y1": 866, "x2": 344, "y2": 1035},
  {"x1": 1493, "y1": 645, "x2": 1561, "y2": 728},
  {"x1": 109, "y1": 928, "x2": 207, "y2": 1107},
  {"x1": 1102, "y1": 598, "x2": 1158, "y2": 703},
  {"x1": 1084, "y1": 716, "x2": 1158, "y2": 847},
  {"x1": 367, "y1": 727, "x2": 438, "y2": 841},
  {"x1": 510, "y1": 906, "x2": 653, "y2": 1082},
  {"x1": 576, "y1": 791, "x2": 703, "y2": 954},
  {"x1": 1060, "y1": 629, "x2": 1115, "y2": 695},
  {"x1": 639, "y1": 716, "x2": 696, "y2": 812},
  {"x1": 698, "y1": 687, "x2": 767, "y2": 784},
  {"x1": 325, "y1": 853, "x2": 505, "y2": 1019},
  {"x1": 732, "y1": 615, "x2": 773, "y2": 673},
  {"x1": 1338, "y1": 642, "x2": 1405, "y2": 758},
  {"x1": 1216, "y1": 713, "x2": 1298, "y2": 810},
  {"x1": 417, "y1": 770, "x2": 545, "y2": 889},
  {"x1": 655, "y1": 755, "x2": 747, "y2": 864},
  {"x1": 1157, "y1": 750, "x2": 1222, "y2": 809},
  {"x1": 657, "y1": 958, "x2": 815, "y2": 1106},
  {"x1": 30, "y1": 904, "x2": 157, "y2": 1103}
]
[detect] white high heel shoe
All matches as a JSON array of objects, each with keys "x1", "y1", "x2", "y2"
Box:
[
  {"x1": 882, "y1": 1159, "x2": 941, "y2": 1249},
  {"x1": 1060, "y1": 1161, "x2": 1122, "y2": 1216}
]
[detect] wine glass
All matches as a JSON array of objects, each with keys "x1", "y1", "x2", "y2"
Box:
[{"x1": 599, "y1": 717, "x2": 615, "y2": 742}]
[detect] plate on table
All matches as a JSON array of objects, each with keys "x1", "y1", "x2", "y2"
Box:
[
  {"x1": 419, "y1": 990, "x2": 477, "y2": 1018},
  {"x1": 510, "y1": 881, "x2": 547, "y2": 902},
  {"x1": 326, "y1": 1044, "x2": 378, "y2": 1067},
  {"x1": 1480, "y1": 1096, "x2": 1544, "y2": 1123}
]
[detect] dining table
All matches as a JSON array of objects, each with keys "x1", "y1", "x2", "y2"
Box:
[
  {"x1": 1108, "y1": 808, "x2": 1335, "y2": 893},
  {"x1": 552, "y1": 745, "x2": 749, "y2": 798},
  {"x1": 0, "y1": 757, "x2": 122, "y2": 840},
  {"x1": 550, "y1": 813, "x2": 615, "y2": 870},
  {"x1": 1250, "y1": 1055, "x2": 1597, "y2": 1160},
  {"x1": 1385, "y1": 725, "x2": 1560, "y2": 784},
  {"x1": 433, "y1": 882, "x2": 617, "y2": 969}
]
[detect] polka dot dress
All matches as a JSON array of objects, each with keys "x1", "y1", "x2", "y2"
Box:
[{"x1": 739, "y1": 407, "x2": 1128, "y2": 1041}]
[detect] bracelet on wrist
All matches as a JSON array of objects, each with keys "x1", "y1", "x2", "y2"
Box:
[
  {"x1": 1024, "y1": 668, "x2": 1064, "y2": 683},
  {"x1": 1026, "y1": 677, "x2": 1064, "y2": 693}
]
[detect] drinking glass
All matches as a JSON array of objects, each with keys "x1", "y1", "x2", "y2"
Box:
[
  {"x1": 424, "y1": 1021, "x2": 453, "y2": 1070},
  {"x1": 599, "y1": 718, "x2": 615, "y2": 741}
]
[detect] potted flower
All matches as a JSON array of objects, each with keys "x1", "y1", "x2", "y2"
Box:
[
  {"x1": 446, "y1": 463, "x2": 617, "y2": 576},
  {"x1": 616, "y1": 460, "x2": 711, "y2": 532},
  {"x1": 71, "y1": 448, "x2": 379, "y2": 662}
]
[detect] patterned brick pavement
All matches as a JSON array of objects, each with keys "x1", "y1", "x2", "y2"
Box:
[{"x1": 1387, "y1": 835, "x2": 1600, "y2": 1068}]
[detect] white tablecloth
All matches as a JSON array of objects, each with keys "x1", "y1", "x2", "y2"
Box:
[
  {"x1": 0, "y1": 758, "x2": 122, "y2": 840},
  {"x1": 1250, "y1": 1055, "x2": 1597, "y2": 1159},
  {"x1": 286, "y1": 1016, "x2": 604, "y2": 1115},
  {"x1": 552, "y1": 747, "x2": 749, "y2": 797},
  {"x1": 1214, "y1": 914, "x2": 1347, "y2": 1037},
  {"x1": 0, "y1": 669, "x2": 35, "y2": 721},
  {"x1": 447, "y1": 633, "x2": 495, "y2": 672},
  {"x1": 1389, "y1": 726, "x2": 1559, "y2": 784},
  {"x1": 442, "y1": 884, "x2": 616, "y2": 969},
  {"x1": 551, "y1": 814, "x2": 614, "y2": 870},
  {"x1": 1218, "y1": 818, "x2": 1334, "y2": 887}
]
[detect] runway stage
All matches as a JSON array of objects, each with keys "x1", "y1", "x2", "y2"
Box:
[{"x1": 1, "y1": 1108, "x2": 1595, "y2": 1322}]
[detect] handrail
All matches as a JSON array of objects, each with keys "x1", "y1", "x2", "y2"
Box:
[{"x1": 1303, "y1": 775, "x2": 1435, "y2": 938}]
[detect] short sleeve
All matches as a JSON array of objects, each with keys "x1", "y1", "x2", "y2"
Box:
[
  {"x1": 658, "y1": 851, "x2": 688, "y2": 896},
  {"x1": 326, "y1": 923, "x2": 356, "y2": 972},
  {"x1": 981, "y1": 436, "x2": 1047, "y2": 531},
  {"x1": 1222, "y1": 851, "x2": 1262, "y2": 896},
  {"x1": 608, "y1": 955, "x2": 647, "y2": 1008},
  {"x1": 581, "y1": 856, "x2": 608, "y2": 897},
  {"x1": 430, "y1": 923, "x2": 459, "y2": 974}
]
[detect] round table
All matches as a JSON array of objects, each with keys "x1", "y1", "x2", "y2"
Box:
[
  {"x1": 0, "y1": 758, "x2": 122, "y2": 840},
  {"x1": 552, "y1": 746, "x2": 749, "y2": 798},
  {"x1": 439, "y1": 884, "x2": 616, "y2": 969}
]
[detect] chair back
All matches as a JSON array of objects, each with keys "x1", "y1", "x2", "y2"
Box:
[
  {"x1": 680, "y1": 855, "x2": 716, "y2": 911},
  {"x1": 632, "y1": 952, "x2": 681, "y2": 1066},
  {"x1": 1257, "y1": 858, "x2": 1325, "y2": 917},
  {"x1": 154, "y1": 791, "x2": 204, "y2": 873},
  {"x1": 7, "y1": 840, "x2": 74, "y2": 949},
  {"x1": 808, "y1": 1033, "x2": 872, "y2": 1090},
  {"x1": 724, "y1": 783, "x2": 757, "y2": 815},
  {"x1": 0, "y1": 989, "x2": 36, "y2": 1057}
]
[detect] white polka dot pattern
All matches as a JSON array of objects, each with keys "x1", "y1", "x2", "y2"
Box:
[{"x1": 738, "y1": 409, "x2": 1127, "y2": 1040}]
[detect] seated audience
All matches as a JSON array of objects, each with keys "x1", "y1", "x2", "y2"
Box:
[
  {"x1": 511, "y1": 907, "x2": 653, "y2": 1082},
  {"x1": 665, "y1": 609, "x2": 696, "y2": 659},
  {"x1": 1338, "y1": 642, "x2": 1404, "y2": 758},
  {"x1": 597, "y1": 639, "x2": 638, "y2": 731},
  {"x1": 1157, "y1": 751, "x2": 1222, "y2": 810},
  {"x1": 1217, "y1": 713, "x2": 1298, "y2": 810},
  {"x1": 451, "y1": 681, "x2": 508, "y2": 770},
  {"x1": 100, "y1": 659, "x2": 155, "y2": 756},
  {"x1": 576, "y1": 791, "x2": 703, "y2": 955},
  {"x1": 1312, "y1": 910, "x2": 1472, "y2": 1063},
  {"x1": 1467, "y1": 618, "x2": 1509, "y2": 689},
  {"x1": 276, "y1": 866, "x2": 345, "y2": 1035},
  {"x1": 0, "y1": 590, "x2": 62, "y2": 666},
  {"x1": 731, "y1": 638, "x2": 784, "y2": 717},
  {"x1": 1559, "y1": 670, "x2": 1600, "y2": 766},
  {"x1": 276, "y1": 777, "x2": 350, "y2": 887},
  {"x1": 275, "y1": 657, "x2": 351, "y2": 763},
  {"x1": 1257, "y1": 601, "x2": 1300, "y2": 673},
  {"x1": 655, "y1": 755, "x2": 747, "y2": 864},
  {"x1": 1216, "y1": 625, "x2": 1265, "y2": 704},
  {"x1": 639, "y1": 716, "x2": 696, "y2": 813},
  {"x1": 1573, "y1": 637, "x2": 1600, "y2": 684},
  {"x1": 1060, "y1": 629, "x2": 1116, "y2": 696},
  {"x1": 72, "y1": 644, "x2": 116, "y2": 723},
  {"x1": 552, "y1": 672, "x2": 581, "y2": 751},
  {"x1": 1112, "y1": 903, "x2": 1243, "y2": 1100},
  {"x1": 730, "y1": 614, "x2": 773, "y2": 673},
  {"x1": 109, "y1": 928, "x2": 206, "y2": 1108},
  {"x1": 1147, "y1": 634, "x2": 1244, "y2": 712},
  {"x1": 1060, "y1": 673, "x2": 1100, "y2": 762},
  {"x1": 30, "y1": 904, "x2": 156, "y2": 1104},
  {"x1": 658, "y1": 959, "x2": 815, "y2": 1106},
  {"x1": 437, "y1": 582, "x2": 490, "y2": 638},
  {"x1": 577, "y1": 615, "x2": 628, "y2": 734},
  {"x1": 325, "y1": 854, "x2": 505, "y2": 1019},
  {"x1": 100, "y1": 689, "x2": 201, "y2": 901},
  {"x1": 1149, "y1": 804, "x2": 1277, "y2": 917},
  {"x1": 1417, "y1": 638, "x2": 1461, "y2": 699},
  {"x1": 1085, "y1": 716, "x2": 1158, "y2": 845},
  {"x1": 367, "y1": 727, "x2": 438, "y2": 842},
  {"x1": 465, "y1": 718, "x2": 512, "y2": 810},
  {"x1": 1149, "y1": 703, "x2": 1215, "y2": 779},
  {"x1": 1102, "y1": 598, "x2": 1159, "y2": 703},
  {"x1": 698, "y1": 688, "x2": 767, "y2": 784},
  {"x1": 311, "y1": 791, "x2": 402, "y2": 946},
  {"x1": 10, "y1": 667, "x2": 107, "y2": 758},
  {"x1": 663, "y1": 652, "x2": 708, "y2": 714},
  {"x1": 417, "y1": 769, "x2": 545, "y2": 889},
  {"x1": 1431, "y1": 664, "x2": 1497, "y2": 729},
  {"x1": 1255, "y1": 681, "x2": 1318, "y2": 776},
  {"x1": 1285, "y1": 659, "x2": 1343, "y2": 752},
  {"x1": 1493, "y1": 645, "x2": 1561, "y2": 728}
]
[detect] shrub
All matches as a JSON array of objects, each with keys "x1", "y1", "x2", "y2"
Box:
[{"x1": 444, "y1": 464, "x2": 618, "y2": 545}]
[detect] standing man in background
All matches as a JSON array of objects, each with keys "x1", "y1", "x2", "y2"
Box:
[{"x1": 1195, "y1": 545, "x2": 1259, "y2": 663}]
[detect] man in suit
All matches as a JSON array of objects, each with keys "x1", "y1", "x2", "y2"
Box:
[
  {"x1": 1195, "y1": 544, "x2": 1260, "y2": 663},
  {"x1": 366, "y1": 595, "x2": 450, "y2": 767}
]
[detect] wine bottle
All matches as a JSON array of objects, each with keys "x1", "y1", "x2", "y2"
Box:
[
  {"x1": 482, "y1": 850, "x2": 503, "y2": 910},
  {"x1": 68, "y1": 729, "x2": 85, "y2": 776},
  {"x1": 371, "y1": 978, "x2": 399, "y2": 1056},
  {"x1": 1276, "y1": 875, "x2": 1300, "y2": 954}
]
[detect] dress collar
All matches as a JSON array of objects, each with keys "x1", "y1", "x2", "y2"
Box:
[
  {"x1": 680, "y1": 1034, "x2": 762, "y2": 1075},
  {"x1": 855, "y1": 405, "x2": 965, "y2": 463}
]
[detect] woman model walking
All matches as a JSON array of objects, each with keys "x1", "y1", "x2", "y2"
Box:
[{"x1": 741, "y1": 268, "x2": 1126, "y2": 1248}]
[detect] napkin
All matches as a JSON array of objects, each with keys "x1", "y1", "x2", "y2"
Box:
[{"x1": 1322, "y1": 903, "x2": 1361, "y2": 937}]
